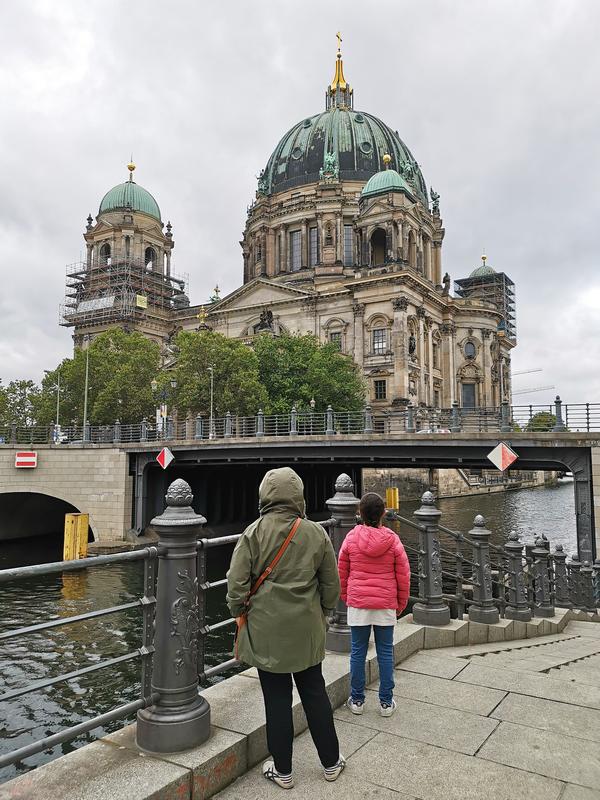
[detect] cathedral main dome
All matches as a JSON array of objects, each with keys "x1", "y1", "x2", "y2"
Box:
[{"x1": 262, "y1": 107, "x2": 428, "y2": 206}]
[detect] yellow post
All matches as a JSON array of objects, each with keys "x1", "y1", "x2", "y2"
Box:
[
  {"x1": 63, "y1": 513, "x2": 89, "y2": 560},
  {"x1": 385, "y1": 486, "x2": 399, "y2": 510}
]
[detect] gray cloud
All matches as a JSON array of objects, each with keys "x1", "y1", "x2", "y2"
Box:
[{"x1": 1, "y1": 0, "x2": 599, "y2": 406}]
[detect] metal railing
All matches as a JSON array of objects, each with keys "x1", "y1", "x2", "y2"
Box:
[
  {"x1": 386, "y1": 495, "x2": 600, "y2": 626},
  {"x1": 0, "y1": 548, "x2": 158, "y2": 770},
  {"x1": 1, "y1": 396, "x2": 599, "y2": 446}
]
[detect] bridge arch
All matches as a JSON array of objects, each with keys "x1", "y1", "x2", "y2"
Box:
[{"x1": 0, "y1": 491, "x2": 96, "y2": 543}]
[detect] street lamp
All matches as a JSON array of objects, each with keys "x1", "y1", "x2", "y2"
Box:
[
  {"x1": 82, "y1": 335, "x2": 91, "y2": 442},
  {"x1": 44, "y1": 369, "x2": 61, "y2": 428},
  {"x1": 208, "y1": 366, "x2": 215, "y2": 439},
  {"x1": 151, "y1": 377, "x2": 177, "y2": 436}
]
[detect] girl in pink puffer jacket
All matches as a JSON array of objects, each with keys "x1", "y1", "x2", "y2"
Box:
[{"x1": 338, "y1": 492, "x2": 411, "y2": 717}]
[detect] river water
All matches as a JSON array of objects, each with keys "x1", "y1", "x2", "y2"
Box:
[{"x1": 0, "y1": 481, "x2": 576, "y2": 784}]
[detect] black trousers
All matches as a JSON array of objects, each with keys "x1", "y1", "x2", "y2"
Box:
[{"x1": 257, "y1": 663, "x2": 340, "y2": 774}]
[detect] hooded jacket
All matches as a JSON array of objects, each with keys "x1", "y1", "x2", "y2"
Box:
[
  {"x1": 338, "y1": 524, "x2": 411, "y2": 611},
  {"x1": 226, "y1": 467, "x2": 340, "y2": 673}
]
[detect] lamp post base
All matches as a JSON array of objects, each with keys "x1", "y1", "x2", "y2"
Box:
[
  {"x1": 326, "y1": 624, "x2": 351, "y2": 653},
  {"x1": 136, "y1": 696, "x2": 211, "y2": 754},
  {"x1": 412, "y1": 602, "x2": 451, "y2": 627}
]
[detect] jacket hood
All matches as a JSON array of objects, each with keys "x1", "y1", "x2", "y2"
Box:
[
  {"x1": 258, "y1": 467, "x2": 305, "y2": 517},
  {"x1": 353, "y1": 524, "x2": 397, "y2": 557}
]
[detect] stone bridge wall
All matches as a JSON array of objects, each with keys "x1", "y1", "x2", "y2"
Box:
[{"x1": 0, "y1": 446, "x2": 132, "y2": 542}]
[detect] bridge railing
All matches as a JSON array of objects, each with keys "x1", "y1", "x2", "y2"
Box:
[{"x1": 2, "y1": 397, "x2": 600, "y2": 445}]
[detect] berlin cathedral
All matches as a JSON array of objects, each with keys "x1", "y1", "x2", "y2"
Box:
[{"x1": 62, "y1": 40, "x2": 516, "y2": 412}]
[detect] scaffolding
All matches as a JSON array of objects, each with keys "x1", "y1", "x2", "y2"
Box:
[
  {"x1": 60, "y1": 258, "x2": 189, "y2": 329},
  {"x1": 454, "y1": 271, "x2": 516, "y2": 341}
]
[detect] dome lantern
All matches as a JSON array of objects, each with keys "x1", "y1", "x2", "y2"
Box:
[{"x1": 326, "y1": 32, "x2": 353, "y2": 110}]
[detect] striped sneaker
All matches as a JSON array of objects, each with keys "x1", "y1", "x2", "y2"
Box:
[
  {"x1": 324, "y1": 754, "x2": 346, "y2": 782},
  {"x1": 346, "y1": 697, "x2": 364, "y2": 715},
  {"x1": 262, "y1": 761, "x2": 294, "y2": 789},
  {"x1": 380, "y1": 699, "x2": 397, "y2": 717}
]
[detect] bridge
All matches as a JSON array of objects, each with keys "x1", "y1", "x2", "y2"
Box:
[
  {"x1": 1, "y1": 400, "x2": 599, "y2": 561},
  {"x1": 0, "y1": 476, "x2": 599, "y2": 799}
]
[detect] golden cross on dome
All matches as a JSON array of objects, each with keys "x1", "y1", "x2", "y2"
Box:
[{"x1": 336, "y1": 31, "x2": 342, "y2": 53}]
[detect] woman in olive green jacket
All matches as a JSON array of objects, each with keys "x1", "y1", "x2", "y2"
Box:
[{"x1": 227, "y1": 467, "x2": 345, "y2": 789}]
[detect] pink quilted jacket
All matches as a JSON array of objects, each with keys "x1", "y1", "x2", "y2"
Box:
[{"x1": 338, "y1": 524, "x2": 411, "y2": 611}]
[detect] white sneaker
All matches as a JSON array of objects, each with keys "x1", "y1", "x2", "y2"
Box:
[
  {"x1": 380, "y1": 699, "x2": 397, "y2": 717},
  {"x1": 324, "y1": 754, "x2": 346, "y2": 782},
  {"x1": 346, "y1": 697, "x2": 364, "y2": 715},
  {"x1": 262, "y1": 760, "x2": 294, "y2": 789}
]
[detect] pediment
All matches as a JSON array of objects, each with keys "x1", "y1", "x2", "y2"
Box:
[{"x1": 210, "y1": 279, "x2": 314, "y2": 313}]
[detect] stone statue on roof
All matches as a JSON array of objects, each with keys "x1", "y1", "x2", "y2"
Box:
[
  {"x1": 430, "y1": 188, "x2": 440, "y2": 214},
  {"x1": 319, "y1": 151, "x2": 339, "y2": 181}
]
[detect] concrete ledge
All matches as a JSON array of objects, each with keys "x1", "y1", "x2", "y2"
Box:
[{"x1": 3, "y1": 612, "x2": 598, "y2": 799}]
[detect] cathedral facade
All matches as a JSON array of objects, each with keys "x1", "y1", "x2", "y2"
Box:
[{"x1": 63, "y1": 44, "x2": 516, "y2": 412}]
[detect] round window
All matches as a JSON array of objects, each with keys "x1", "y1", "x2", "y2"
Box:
[
  {"x1": 359, "y1": 141, "x2": 373, "y2": 154},
  {"x1": 354, "y1": 113, "x2": 365, "y2": 123},
  {"x1": 302, "y1": 118, "x2": 312, "y2": 128},
  {"x1": 464, "y1": 341, "x2": 476, "y2": 359},
  {"x1": 291, "y1": 147, "x2": 303, "y2": 160}
]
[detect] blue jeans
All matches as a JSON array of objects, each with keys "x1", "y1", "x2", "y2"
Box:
[{"x1": 350, "y1": 625, "x2": 395, "y2": 705}]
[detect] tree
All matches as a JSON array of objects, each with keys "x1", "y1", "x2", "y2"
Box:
[
  {"x1": 35, "y1": 329, "x2": 161, "y2": 425},
  {"x1": 171, "y1": 330, "x2": 268, "y2": 417},
  {"x1": 525, "y1": 412, "x2": 556, "y2": 432},
  {"x1": 253, "y1": 334, "x2": 366, "y2": 414},
  {"x1": 0, "y1": 379, "x2": 40, "y2": 426}
]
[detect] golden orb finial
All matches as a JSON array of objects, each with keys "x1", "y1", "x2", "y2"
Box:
[
  {"x1": 382, "y1": 153, "x2": 392, "y2": 169},
  {"x1": 481, "y1": 254, "x2": 487, "y2": 264},
  {"x1": 127, "y1": 160, "x2": 136, "y2": 181}
]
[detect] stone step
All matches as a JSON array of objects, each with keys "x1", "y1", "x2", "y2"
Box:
[{"x1": 548, "y1": 665, "x2": 600, "y2": 688}]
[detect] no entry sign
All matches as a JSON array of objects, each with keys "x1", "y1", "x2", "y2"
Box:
[
  {"x1": 156, "y1": 447, "x2": 174, "y2": 470},
  {"x1": 15, "y1": 451, "x2": 37, "y2": 468},
  {"x1": 487, "y1": 442, "x2": 518, "y2": 472}
]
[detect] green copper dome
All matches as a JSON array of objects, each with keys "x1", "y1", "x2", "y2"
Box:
[
  {"x1": 361, "y1": 167, "x2": 413, "y2": 199},
  {"x1": 99, "y1": 179, "x2": 161, "y2": 221},
  {"x1": 261, "y1": 107, "x2": 428, "y2": 206},
  {"x1": 470, "y1": 258, "x2": 496, "y2": 277}
]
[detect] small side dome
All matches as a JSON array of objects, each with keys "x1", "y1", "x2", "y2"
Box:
[
  {"x1": 99, "y1": 164, "x2": 161, "y2": 221},
  {"x1": 470, "y1": 255, "x2": 496, "y2": 277},
  {"x1": 361, "y1": 166, "x2": 412, "y2": 199}
]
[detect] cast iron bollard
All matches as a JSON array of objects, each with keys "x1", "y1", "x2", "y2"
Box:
[
  {"x1": 290, "y1": 406, "x2": 298, "y2": 435},
  {"x1": 166, "y1": 416, "x2": 174, "y2": 440},
  {"x1": 141, "y1": 418, "x2": 148, "y2": 442},
  {"x1": 450, "y1": 401, "x2": 461, "y2": 433},
  {"x1": 364, "y1": 405, "x2": 373, "y2": 434},
  {"x1": 195, "y1": 414, "x2": 203, "y2": 439},
  {"x1": 325, "y1": 474, "x2": 360, "y2": 652},
  {"x1": 468, "y1": 515, "x2": 500, "y2": 624},
  {"x1": 412, "y1": 492, "x2": 451, "y2": 626},
  {"x1": 406, "y1": 404, "x2": 415, "y2": 434},
  {"x1": 224, "y1": 412, "x2": 233, "y2": 438},
  {"x1": 552, "y1": 395, "x2": 567, "y2": 432},
  {"x1": 531, "y1": 537, "x2": 555, "y2": 617},
  {"x1": 504, "y1": 531, "x2": 532, "y2": 621},
  {"x1": 326, "y1": 405, "x2": 335, "y2": 435},
  {"x1": 112, "y1": 419, "x2": 120, "y2": 443},
  {"x1": 137, "y1": 479, "x2": 210, "y2": 753},
  {"x1": 569, "y1": 555, "x2": 582, "y2": 609},
  {"x1": 552, "y1": 544, "x2": 572, "y2": 609},
  {"x1": 256, "y1": 409, "x2": 264, "y2": 437},
  {"x1": 500, "y1": 401, "x2": 512, "y2": 433},
  {"x1": 580, "y1": 562, "x2": 596, "y2": 612}
]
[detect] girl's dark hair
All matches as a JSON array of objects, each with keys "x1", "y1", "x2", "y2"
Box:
[{"x1": 359, "y1": 492, "x2": 386, "y2": 527}]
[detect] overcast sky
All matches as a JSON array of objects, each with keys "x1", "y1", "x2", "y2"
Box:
[{"x1": 1, "y1": 0, "x2": 599, "y2": 405}]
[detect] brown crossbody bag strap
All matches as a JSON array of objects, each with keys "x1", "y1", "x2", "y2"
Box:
[{"x1": 234, "y1": 516, "x2": 302, "y2": 658}]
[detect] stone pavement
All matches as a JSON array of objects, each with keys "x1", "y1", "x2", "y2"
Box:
[{"x1": 215, "y1": 621, "x2": 600, "y2": 800}]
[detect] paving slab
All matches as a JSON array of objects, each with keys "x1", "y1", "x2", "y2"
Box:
[
  {"x1": 564, "y1": 622, "x2": 600, "y2": 638},
  {"x1": 348, "y1": 731, "x2": 563, "y2": 800},
  {"x1": 0, "y1": 740, "x2": 190, "y2": 800},
  {"x1": 448, "y1": 632, "x2": 577, "y2": 657},
  {"x1": 391, "y1": 669, "x2": 506, "y2": 715},
  {"x1": 213, "y1": 719, "x2": 398, "y2": 799},
  {"x1": 548, "y1": 666, "x2": 600, "y2": 688},
  {"x1": 336, "y1": 693, "x2": 498, "y2": 755},
  {"x1": 477, "y1": 720, "x2": 600, "y2": 789},
  {"x1": 397, "y1": 651, "x2": 469, "y2": 680},
  {"x1": 561, "y1": 784, "x2": 600, "y2": 799},
  {"x1": 455, "y1": 661, "x2": 600, "y2": 709},
  {"x1": 490, "y1": 692, "x2": 600, "y2": 743}
]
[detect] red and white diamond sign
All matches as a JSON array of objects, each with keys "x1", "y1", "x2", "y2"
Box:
[
  {"x1": 15, "y1": 451, "x2": 37, "y2": 468},
  {"x1": 156, "y1": 447, "x2": 174, "y2": 470},
  {"x1": 487, "y1": 442, "x2": 518, "y2": 472}
]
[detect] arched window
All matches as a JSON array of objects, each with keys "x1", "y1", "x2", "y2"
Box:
[
  {"x1": 125, "y1": 236, "x2": 130, "y2": 260},
  {"x1": 370, "y1": 228, "x2": 386, "y2": 266},
  {"x1": 145, "y1": 247, "x2": 156, "y2": 270},
  {"x1": 464, "y1": 341, "x2": 476, "y2": 359},
  {"x1": 100, "y1": 243, "x2": 111, "y2": 265}
]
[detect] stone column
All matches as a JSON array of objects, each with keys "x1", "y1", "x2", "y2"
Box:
[
  {"x1": 274, "y1": 227, "x2": 280, "y2": 275},
  {"x1": 336, "y1": 213, "x2": 343, "y2": 263},
  {"x1": 165, "y1": 249, "x2": 171, "y2": 277},
  {"x1": 352, "y1": 303, "x2": 365, "y2": 371},
  {"x1": 426, "y1": 322, "x2": 434, "y2": 405},
  {"x1": 432, "y1": 241, "x2": 442, "y2": 286},
  {"x1": 392, "y1": 297, "x2": 409, "y2": 398},
  {"x1": 417, "y1": 308, "x2": 426, "y2": 402},
  {"x1": 301, "y1": 218, "x2": 309, "y2": 269},
  {"x1": 136, "y1": 479, "x2": 210, "y2": 753},
  {"x1": 480, "y1": 330, "x2": 490, "y2": 407},
  {"x1": 86, "y1": 243, "x2": 92, "y2": 269},
  {"x1": 280, "y1": 225, "x2": 288, "y2": 273},
  {"x1": 266, "y1": 228, "x2": 275, "y2": 277},
  {"x1": 325, "y1": 474, "x2": 360, "y2": 652}
]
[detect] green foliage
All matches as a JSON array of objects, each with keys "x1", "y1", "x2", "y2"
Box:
[
  {"x1": 0, "y1": 379, "x2": 40, "y2": 426},
  {"x1": 36, "y1": 329, "x2": 161, "y2": 425},
  {"x1": 253, "y1": 334, "x2": 366, "y2": 414},
  {"x1": 171, "y1": 330, "x2": 268, "y2": 417},
  {"x1": 525, "y1": 412, "x2": 557, "y2": 432}
]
